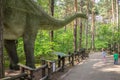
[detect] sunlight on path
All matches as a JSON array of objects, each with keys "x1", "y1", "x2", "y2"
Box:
[{"x1": 61, "y1": 52, "x2": 120, "y2": 80}]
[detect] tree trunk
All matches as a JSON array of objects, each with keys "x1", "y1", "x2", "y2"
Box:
[
  {"x1": 85, "y1": 0, "x2": 89, "y2": 50},
  {"x1": 118, "y1": 0, "x2": 120, "y2": 53},
  {"x1": 73, "y1": 0, "x2": 78, "y2": 52},
  {"x1": 79, "y1": 22, "x2": 82, "y2": 50},
  {"x1": 78, "y1": 0, "x2": 83, "y2": 51},
  {"x1": 116, "y1": 0, "x2": 119, "y2": 52},
  {"x1": 112, "y1": 0, "x2": 115, "y2": 24},
  {"x1": 111, "y1": 0, "x2": 115, "y2": 51},
  {"x1": 49, "y1": 0, "x2": 54, "y2": 50},
  {"x1": 0, "y1": 0, "x2": 4, "y2": 78},
  {"x1": 91, "y1": 0, "x2": 95, "y2": 50},
  {"x1": 64, "y1": 5, "x2": 69, "y2": 32}
]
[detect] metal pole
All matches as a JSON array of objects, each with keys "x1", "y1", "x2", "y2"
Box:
[{"x1": 0, "y1": 0, "x2": 4, "y2": 78}]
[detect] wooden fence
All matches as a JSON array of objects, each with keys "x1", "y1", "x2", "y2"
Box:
[{"x1": 1, "y1": 50, "x2": 89, "y2": 80}]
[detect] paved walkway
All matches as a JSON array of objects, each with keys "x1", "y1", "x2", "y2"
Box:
[{"x1": 61, "y1": 52, "x2": 120, "y2": 80}]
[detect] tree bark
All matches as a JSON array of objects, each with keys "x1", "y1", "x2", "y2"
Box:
[
  {"x1": 73, "y1": 0, "x2": 78, "y2": 52},
  {"x1": 91, "y1": 0, "x2": 95, "y2": 50},
  {"x1": 0, "y1": 0, "x2": 4, "y2": 78},
  {"x1": 119, "y1": 0, "x2": 120, "y2": 52},
  {"x1": 85, "y1": 0, "x2": 89, "y2": 50},
  {"x1": 112, "y1": 0, "x2": 115, "y2": 24},
  {"x1": 116, "y1": 0, "x2": 120, "y2": 52},
  {"x1": 49, "y1": 0, "x2": 54, "y2": 50},
  {"x1": 78, "y1": 0, "x2": 83, "y2": 51}
]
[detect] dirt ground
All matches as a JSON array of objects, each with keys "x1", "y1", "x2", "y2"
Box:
[{"x1": 60, "y1": 52, "x2": 120, "y2": 80}]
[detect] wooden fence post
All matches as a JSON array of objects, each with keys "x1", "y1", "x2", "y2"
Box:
[
  {"x1": 68, "y1": 52, "x2": 71, "y2": 65},
  {"x1": 78, "y1": 51, "x2": 80, "y2": 63},
  {"x1": 0, "y1": 0, "x2": 4, "y2": 78},
  {"x1": 58, "y1": 55, "x2": 61, "y2": 68},
  {"x1": 41, "y1": 60, "x2": 46, "y2": 78},
  {"x1": 48, "y1": 62, "x2": 52, "y2": 79},
  {"x1": 71, "y1": 53, "x2": 74, "y2": 66},
  {"x1": 61, "y1": 57, "x2": 65, "y2": 71}
]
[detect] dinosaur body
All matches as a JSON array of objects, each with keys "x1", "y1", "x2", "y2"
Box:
[{"x1": 3, "y1": 0, "x2": 87, "y2": 69}]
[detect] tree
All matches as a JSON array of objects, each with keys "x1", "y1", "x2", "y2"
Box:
[
  {"x1": 116, "y1": 0, "x2": 120, "y2": 52},
  {"x1": 49, "y1": 0, "x2": 55, "y2": 50},
  {"x1": 73, "y1": 0, "x2": 78, "y2": 52},
  {"x1": 85, "y1": 0, "x2": 90, "y2": 50},
  {"x1": 78, "y1": 0, "x2": 83, "y2": 50},
  {"x1": 91, "y1": 0, "x2": 95, "y2": 50},
  {"x1": 0, "y1": 0, "x2": 4, "y2": 78}
]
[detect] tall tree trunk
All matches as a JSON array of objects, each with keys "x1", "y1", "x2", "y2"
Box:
[
  {"x1": 64, "y1": 5, "x2": 69, "y2": 32},
  {"x1": 112, "y1": 0, "x2": 115, "y2": 29},
  {"x1": 85, "y1": 0, "x2": 89, "y2": 50},
  {"x1": 79, "y1": 21, "x2": 82, "y2": 50},
  {"x1": 49, "y1": 0, "x2": 54, "y2": 50},
  {"x1": 78, "y1": 0, "x2": 83, "y2": 51},
  {"x1": 73, "y1": 0, "x2": 78, "y2": 52},
  {"x1": 118, "y1": 0, "x2": 120, "y2": 53},
  {"x1": 0, "y1": 0, "x2": 4, "y2": 78},
  {"x1": 91, "y1": 0, "x2": 95, "y2": 50},
  {"x1": 116, "y1": 0, "x2": 119, "y2": 52},
  {"x1": 111, "y1": 0, "x2": 116, "y2": 50},
  {"x1": 112, "y1": 0, "x2": 115, "y2": 25}
]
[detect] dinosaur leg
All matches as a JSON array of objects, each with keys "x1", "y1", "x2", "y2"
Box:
[
  {"x1": 23, "y1": 19, "x2": 39, "y2": 68},
  {"x1": 23, "y1": 14, "x2": 39, "y2": 68},
  {"x1": 23, "y1": 33, "x2": 37, "y2": 68},
  {"x1": 4, "y1": 40, "x2": 19, "y2": 70}
]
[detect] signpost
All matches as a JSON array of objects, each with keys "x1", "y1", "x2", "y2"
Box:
[{"x1": 0, "y1": 0, "x2": 4, "y2": 78}]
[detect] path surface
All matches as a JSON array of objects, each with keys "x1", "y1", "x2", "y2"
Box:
[{"x1": 61, "y1": 52, "x2": 120, "y2": 80}]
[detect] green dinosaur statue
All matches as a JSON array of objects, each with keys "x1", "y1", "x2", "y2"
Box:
[{"x1": 3, "y1": 0, "x2": 87, "y2": 69}]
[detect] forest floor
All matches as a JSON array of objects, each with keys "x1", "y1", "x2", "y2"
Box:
[{"x1": 58, "y1": 52, "x2": 120, "y2": 80}]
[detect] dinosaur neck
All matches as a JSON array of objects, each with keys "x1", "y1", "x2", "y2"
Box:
[
  {"x1": 54, "y1": 13, "x2": 85, "y2": 29},
  {"x1": 41, "y1": 13, "x2": 86, "y2": 30}
]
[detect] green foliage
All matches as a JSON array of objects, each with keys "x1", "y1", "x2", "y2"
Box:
[
  {"x1": 54, "y1": 28, "x2": 74, "y2": 53},
  {"x1": 34, "y1": 27, "x2": 74, "y2": 58},
  {"x1": 35, "y1": 31, "x2": 55, "y2": 56},
  {"x1": 95, "y1": 23, "x2": 119, "y2": 49},
  {"x1": 17, "y1": 38, "x2": 24, "y2": 57},
  {"x1": 95, "y1": 23, "x2": 110, "y2": 48},
  {"x1": 37, "y1": 0, "x2": 49, "y2": 12},
  {"x1": 97, "y1": 0, "x2": 112, "y2": 18}
]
